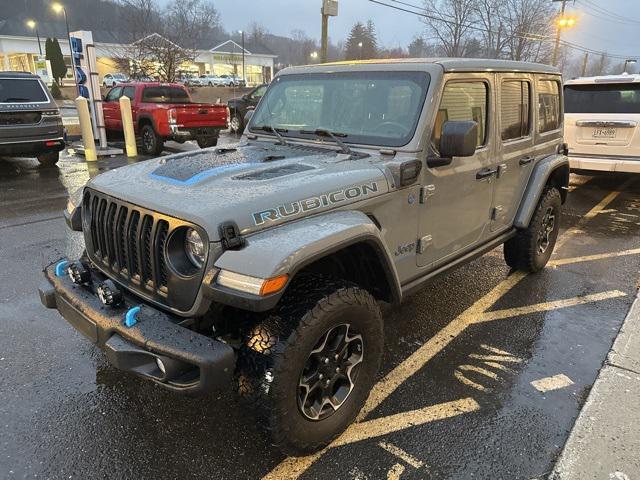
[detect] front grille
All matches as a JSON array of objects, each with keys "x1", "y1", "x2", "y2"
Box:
[
  {"x1": 81, "y1": 189, "x2": 207, "y2": 312},
  {"x1": 0, "y1": 111, "x2": 42, "y2": 125}
]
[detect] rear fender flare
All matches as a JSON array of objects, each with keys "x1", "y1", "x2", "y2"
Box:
[{"x1": 514, "y1": 154, "x2": 569, "y2": 229}]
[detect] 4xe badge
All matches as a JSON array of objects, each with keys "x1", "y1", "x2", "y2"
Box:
[{"x1": 252, "y1": 182, "x2": 380, "y2": 226}]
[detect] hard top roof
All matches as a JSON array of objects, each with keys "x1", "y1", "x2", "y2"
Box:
[
  {"x1": 281, "y1": 58, "x2": 560, "y2": 75},
  {"x1": 0, "y1": 71, "x2": 39, "y2": 78}
]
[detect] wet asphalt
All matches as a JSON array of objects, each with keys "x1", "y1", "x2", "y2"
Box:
[{"x1": 0, "y1": 138, "x2": 639, "y2": 480}]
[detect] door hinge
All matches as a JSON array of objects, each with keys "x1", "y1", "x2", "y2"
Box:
[
  {"x1": 419, "y1": 184, "x2": 436, "y2": 204},
  {"x1": 417, "y1": 234, "x2": 433, "y2": 253}
]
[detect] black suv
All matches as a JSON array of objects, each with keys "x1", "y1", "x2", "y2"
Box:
[
  {"x1": 0, "y1": 72, "x2": 65, "y2": 166},
  {"x1": 227, "y1": 83, "x2": 267, "y2": 133}
]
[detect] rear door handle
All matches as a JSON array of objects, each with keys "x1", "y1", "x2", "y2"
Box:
[
  {"x1": 519, "y1": 156, "x2": 534, "y2": 166},
  {"x1": 476, "y1": 168, "x2": 498, "y2": 180}
]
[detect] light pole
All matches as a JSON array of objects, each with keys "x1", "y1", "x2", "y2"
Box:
[
  {"x1": 238, "y1": 30, "x2": 245, "y2": 84},
  {"x1": 52, "y1": 2, "x2": 78, "y2": 92},
  {"x1": 551, "y1": 0, "x2": 576, "y2": 67},
  {"x1": 26, "y1": 20, "x2": 42, "y2": 56}
]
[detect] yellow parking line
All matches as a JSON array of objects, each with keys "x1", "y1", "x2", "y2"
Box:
[
  {"x1": 263, "y1": 178, "x2": 632, "y2": 480},
  {"x1": 454, "y1": 370, "x2": 487, "y2": 391},
  {"x1": 387, "y1": 463, "x2": 405, "y2": 480},
  {"x1": 468, "y1": 353, "x2": 522, "y2": 363},
  {"x1": 457, "y1": 364, "x2": 499, "y2": 380},
  {"x1": 378, "y1": 442, "x2": 425, "y2": 469},
  {"x1": 476, "y1": 290, "x2": 627, "y2": 323},
  {"x1": 263, "y1": 398, "x2": 478, "y2": 480},
  {"x1": 549, "y1": 248, "x2": 640, "y2": 267}
]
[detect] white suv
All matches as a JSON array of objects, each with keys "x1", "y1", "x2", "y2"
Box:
[{"x1": 564, "y1": 74, "x2": 640, "y2": 173}]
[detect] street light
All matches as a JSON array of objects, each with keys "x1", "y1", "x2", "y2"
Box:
[
  {"x1": 26, "y1": 19, "x2": 42, "y2": 56},
  {"x1": 310, "y1": 51, "x2": 319, "y2": 62},
  {"x1": 358, "y1": 42, "x2": 363, "y2": 60},
  {"x1": 238, "y1": 30, "x2": 245, "y2": 85},
  {"x1": 51, "y1": 2, "x2": 78, "y2": 92}
]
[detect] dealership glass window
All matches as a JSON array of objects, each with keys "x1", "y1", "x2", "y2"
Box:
[
  {"x1": 501, "y1": 81, "x2": 531, "y2": 141},
  {"x1": 433, "y1": 81, "x2": 488, "y2": 150},
  {"x1": 538, "y1": 80, "x2": 561, "y2": 133}
]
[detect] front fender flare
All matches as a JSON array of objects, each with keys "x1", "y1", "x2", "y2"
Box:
[
  {"x1": 210, "y1": 210, "x2": 401, "y2": 311},
  {"x1": 514, "y1": 154, "x2": 569, "y2": 229}
]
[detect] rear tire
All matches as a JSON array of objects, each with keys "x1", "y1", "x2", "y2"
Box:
[
  {"x1": 196, "y1": 137, "x2": 218, "y2": 148},
  {"x1": 37, "y1": 151, "x2": 59, "y2": 166},
  {"x1": 237, "y1": 276, "x2": 383, "y2": 455},
  {"x1": 139, "y1": 124, "x2": 164, "y2": 156},
  {"x1": 504, "y1": 187, "x2": 562, "y2": 272},
  {"x1": 229, "y1": 113, "x2": 243, "y2": 134}
]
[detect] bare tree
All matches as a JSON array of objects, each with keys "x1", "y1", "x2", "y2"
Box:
[
  {"x1": 422, "y1": 0, "x2": 478, "y2": 57},
  {"x1": 474, "y1": 0, "x2": 508, "y2": 58},
  {"x1": 502, "y1": 0, "x2": 555, "y2": 62}
]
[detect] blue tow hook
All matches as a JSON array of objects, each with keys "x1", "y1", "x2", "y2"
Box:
[
  {"x1": 124, "y1": 306, "x2": 141, "y2": 328},
  {"x1": 55, "y1": 260, "x2": 69, "y2": 277}
]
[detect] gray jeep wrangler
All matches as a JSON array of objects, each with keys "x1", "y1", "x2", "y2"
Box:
[{"x1": 40, "y1": 59, "x2": 568, "y2": 454}]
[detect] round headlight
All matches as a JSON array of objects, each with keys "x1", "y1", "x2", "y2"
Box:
[{"x1": 184, "y1": 228, "x2": 205, "y2": 268}]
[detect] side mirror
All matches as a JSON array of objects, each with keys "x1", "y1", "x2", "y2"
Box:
[
  {"x1": 244, "y1": 109, "x2": 254, "y2": 126},
  {"x1": 428, "y1": 120, "x2": 478, "y2": 168}
]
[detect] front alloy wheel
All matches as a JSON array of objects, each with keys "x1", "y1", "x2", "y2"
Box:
[
  {"x1": 298, "y1": 324, "x2": 363, "y2": 421},
  {"x1": 537, "y1": 207, "x2": 556, "y2": 254}
]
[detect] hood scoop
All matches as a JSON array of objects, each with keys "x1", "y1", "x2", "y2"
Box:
[
  {"x1": 233, "y1": 163, "x2": 316, "y2": 180},
  {"x1": 149, "y1": 142, "x2": 327, "y2": 185}
]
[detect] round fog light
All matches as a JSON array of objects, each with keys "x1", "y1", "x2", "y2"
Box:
[{"x1": 155, "y1": 357, "x2": 166, "y2": 375}]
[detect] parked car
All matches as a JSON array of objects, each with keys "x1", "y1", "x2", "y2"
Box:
[
  {"x1": 193, "y1": 74, "x2": 226, "y2": 87},
  {"x1": 43, "y1": 59, "x2": 569, "y2": 455},
  {"x1": 564, "y1": 73, "x2": 640, "y2": 173},
  {"x1": 102, "y1": 73, "x2": 129, "y2": 88},
  {"x1": 177, "y1": 73, "x2": 197, "y2": 86},
  {"x1": 101, "y1": 82, "x2": 228, "y2": 154},
  {"x1": 0, "y1": 71, "x2": 65, "y2": 166},
  {"x1": 219, "y1": 74, "x2": 245, "y2": 87},
  {"x1": 227, "y1": 83, "x2": 267, "y2": 133}
]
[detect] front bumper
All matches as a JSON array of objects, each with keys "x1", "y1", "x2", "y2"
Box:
[{"x1": 39, "y1": 262, "x2": 235, "y2": 395}]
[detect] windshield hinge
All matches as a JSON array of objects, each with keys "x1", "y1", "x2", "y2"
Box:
[{"x1": 219, "y1": 222, "x2": 245, "y2": 250}]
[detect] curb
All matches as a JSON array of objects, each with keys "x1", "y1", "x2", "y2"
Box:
[{"x1": 551, "y1": 288, "x2": 640, "y2": 479}]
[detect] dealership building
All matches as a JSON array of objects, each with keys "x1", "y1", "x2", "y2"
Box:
[{"x1": 0, "y1": 17, "x2": 277, "y2": 85}]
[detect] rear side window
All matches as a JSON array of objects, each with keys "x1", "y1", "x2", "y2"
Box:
[
  {"x1": 0, "y1": 78, "x2": 48, "y2": 103},
  {"x1": 538, "y1": 80, "x2": 561, "y2": 133},
  {"x1": 565, "y1": 83, "x2": 640, "y2": 114},
  {"x1": 501, "y1": 81, "x2": 530, "y2": 141},
  {"x1": 122, "y1": 86, "x2": 136, "y2": 100},
  {"x1": 433, "y1": 81, "x2": 488, "y2": 150},
  {"x1": 141, "y1": 87, "x2": 190, "y2": 104}
]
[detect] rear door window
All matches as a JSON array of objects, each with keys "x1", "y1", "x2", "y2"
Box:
[
  {"x1": 538, "y1": 80, "x2": 561, "y2": 133},
  {"x1": 0, "y1": 78, "x2": 48, "y2": 103},
  {"x1": 501, "y1": 81, "x2": 531, "y2": 141},
  {"x1": 565, "y1": 83, "x2": 640, "y2": 114},
  {"x1": 122, "y1": 86, "x2": 136, "y2": 100}
]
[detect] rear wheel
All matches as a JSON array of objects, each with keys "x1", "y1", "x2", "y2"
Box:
[
  {"x1": 37, "y1": 151, "x2": 59, "y2": 166},
  {"x1": 196, "y1": 136, "x2": 218, "y2": 148},
  {"x1": 237, "y1": 276, "x2": 383, "y2": 455},
  {"x1": 229, "y1": 112, "x2": 243, "y2": 134},
  {"x1": 504, "y1": 187, "x2": 562, "y2": 272},
  {"x1": 139, "y1": 124, "x2": 164, "y2": 156}
]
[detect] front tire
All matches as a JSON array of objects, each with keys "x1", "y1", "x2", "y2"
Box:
[
  {"x1": 229, "y1": 112, "x2": 243, "y2": 134},
  {"x1": 196, "y1": 137, "x2": 218, "y2": 148},
  {"x1": 504, "y1": 187, "x2": 562, "y2": 272},
  {"x1": 237, "y1": 276, "x2": 383, "y2": 455},
  {"x1": 37, "y1": 151, "x2": 59, "y2": 166},
  {"x1": 139, "y1": 124, "x2": 164, "y2": 156}
]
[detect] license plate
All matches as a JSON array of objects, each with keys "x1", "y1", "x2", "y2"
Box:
[{"x1": 592, "y1": 128, "x2": 616, "y2": 138}]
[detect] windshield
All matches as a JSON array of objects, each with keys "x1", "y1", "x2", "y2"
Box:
[
  {"x1": 141, "y1": 86, "x2": 190, "y2": 104},
  {"x1": 0, "y1": 78, "x2": 48, "y2": 103},
  {"x1": 565, "y1": 83, "x2": 640, "y2": 114},
  {"x1": 249, "y1": 71, "x2": 430, "y2": 147}
]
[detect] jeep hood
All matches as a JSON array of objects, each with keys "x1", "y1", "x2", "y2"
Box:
[{"x1": 86, "y1": 141, "x2": 390, "y2": 241}]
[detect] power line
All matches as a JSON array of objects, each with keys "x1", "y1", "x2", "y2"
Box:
[
  {"x1": 579, "y1": 0, "x2": 640, "y2": 24},
  {"x1": 368, "y1": 0, "x2": 636, "y2": 61}
]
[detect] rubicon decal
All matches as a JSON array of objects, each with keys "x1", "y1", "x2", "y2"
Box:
[{"x1": 253, "y1": 182, "x2": 380, "y2": 226}]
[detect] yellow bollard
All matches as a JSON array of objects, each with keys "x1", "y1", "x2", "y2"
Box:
[
  {"x1": 119, "y1": 95, "x2": 138, "y2": 158},
  {"x1": 75, "y1": 96, "x2": 97, "y2": 161}
]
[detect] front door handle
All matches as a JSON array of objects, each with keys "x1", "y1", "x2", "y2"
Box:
[
  {"x1": 519, "y1": 156, "x2": 534, "y2": 166},
  {"x1": 476, "y1": 168, "x2": 498, "y2": 180}
]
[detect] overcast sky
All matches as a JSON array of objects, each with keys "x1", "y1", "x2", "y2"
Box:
[{"x1": 202, "y1": 0, "x2": 639, "y2": 58}]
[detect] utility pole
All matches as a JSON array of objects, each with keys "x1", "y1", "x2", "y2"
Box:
[
  {"x1": 320, "y1": 0, "x2": 338, "y2": 63},
  {"x1": 552, "y1": 0, "x2": 566, "y2": 67},
  {"x1": 581, "y1": 52, "x2": 589, "y2": 77}
]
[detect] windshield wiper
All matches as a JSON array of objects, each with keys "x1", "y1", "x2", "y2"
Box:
[
  {"x1": 253, "y1": 125, "x2": 289, "y2": 146},
  {"x1": 299, "y1": 128, "x2": 352, "y2": 155}
]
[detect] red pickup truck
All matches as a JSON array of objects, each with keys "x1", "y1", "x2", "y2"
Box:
[{"x1": 102, "y1": 82, "x2": 228, "y2": 155}]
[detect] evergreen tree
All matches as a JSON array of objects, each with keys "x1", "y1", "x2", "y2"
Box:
[
  {"x1": 46, "y1": 38, "x2": 67, "y2": 86},
  {"x1": 344, "y1": 21, "x2": 378, "y2": 60},
  {"x1": 408, "y1": 37, "x2": 429, "y2": 58}
]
